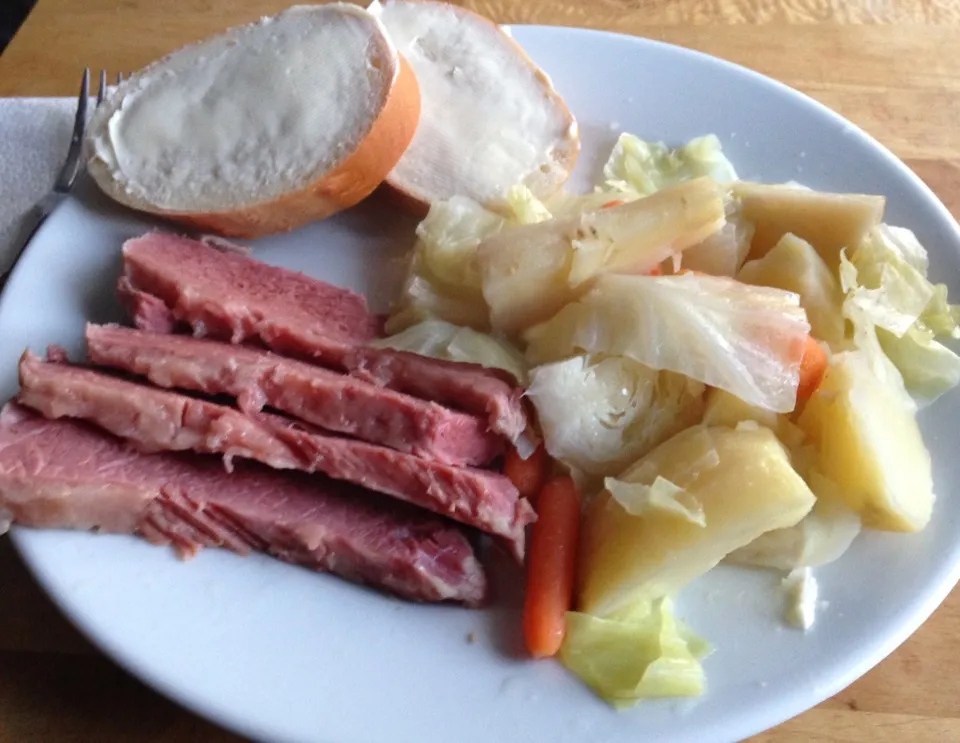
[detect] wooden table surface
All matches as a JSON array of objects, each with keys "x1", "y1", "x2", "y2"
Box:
[{"x1": 2, "y1": 0, "x2": 960, "y2": 741}]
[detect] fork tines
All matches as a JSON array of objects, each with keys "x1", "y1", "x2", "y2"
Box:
[{"x1": 96, "y1": 70, "x2": 125, "y2": 107}]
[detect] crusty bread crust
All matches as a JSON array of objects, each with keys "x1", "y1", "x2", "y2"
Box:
[
  {"x1": 86, "y1": 9, "x2": 422, "y2": 239},
  {"x1": 378, "y1": 0, "x2": 580, "y2": 215}
]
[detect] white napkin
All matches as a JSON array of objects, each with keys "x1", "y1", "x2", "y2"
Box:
[{"x1": 0, "y1": 98, "x2": 78, "y2": 270}]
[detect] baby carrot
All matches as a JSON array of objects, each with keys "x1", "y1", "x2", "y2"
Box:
[
  {"x1": 523, "y1": 476, "x2": 581, "y2": 659},
  {"x1": 504, "y1": 444, "x2": 550, "y2": 505},
  {"x1": 796, "y1": 335, "x2": 828, "y2": 406}
]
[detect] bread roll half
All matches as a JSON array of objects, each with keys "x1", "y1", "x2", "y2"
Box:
[
  {"x1": 85, "y1": 4, "x2": 421, "y2": 238},
  {"x1": 372, "y1": 0, "x2": 580, "y2": 215}
]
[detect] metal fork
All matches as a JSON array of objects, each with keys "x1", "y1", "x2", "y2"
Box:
[{"x1": 0, "y1": 69, "x2": 125, "y2": 291}]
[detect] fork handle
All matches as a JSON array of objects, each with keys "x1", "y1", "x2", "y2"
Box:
[{"x1": 0, "y1": 206, "x2": 50, "y2": 292}]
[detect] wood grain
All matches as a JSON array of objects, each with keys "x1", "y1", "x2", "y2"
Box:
[{"x1": 1, "y1": 0, "x2": 960, "y2": 741}]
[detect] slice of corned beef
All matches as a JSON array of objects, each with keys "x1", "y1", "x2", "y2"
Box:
[
  {"x1": 85, "y1": 324, "x2": 503, "y2": 466},
  {"x1": 118, "y1": 232, "x2": 530, "y2": 440},
  {"x1": 344, "y1": 348, "x2": 528, "y2": 441},
  {"x1": 17, "y1": 352, "x2": 533, "y2": 560},
  {"x1": 120, "y1": 232, "x2": 381, "y2": 364},
  {"x1": 0, "y1": 403, "x2": 487, "y2": 605},
  {"x1": 117, "y1": 276, "x2": 177, "y2": 334}
]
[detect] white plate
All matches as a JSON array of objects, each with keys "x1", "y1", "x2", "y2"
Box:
[{"x1": 4, "y1": 25, "x2": 960, "y2": 743}]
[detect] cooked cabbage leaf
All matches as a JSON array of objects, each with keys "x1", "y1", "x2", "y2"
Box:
[
  {"x1": 878, "y1": 325, "x2": 960, "y2": 403},
  {"x1": 525, "y1": 273, "x2": 810, "y2": 412},
  {"x1": 725, "y1": 487, "x2": 861, "y2": 571},
  {"x1": 848, "y1": 226, "x2": 936, "y2": 336},
  {"x1": 525, "y1": 355, "x2": 705, "y2": 476},
  {"x1": 838, "y1": 250, "x2": 915, "y2": 400},
  {"x1": 921, "y1": 283, "x2": 960, "y2": 338},
  {"x1": 416, "y1": 195, "x2": 505, "y2": 292},
  {"x1": 370, "y1": 320, "x2": 527, "y2": 383},
  {"x1": 544, "y1": 189, "x2": 637, "y2": 219},
  {"x1": 386, "y1": 196, "x2": 505, "y2": 332},
  {"x1": 605, "y1": 476, "x2": 706, "y2": 527},
  {"x1": 560, "y1": 598, "x2": 709, "y2": 708},
  {"x1": 602, "y1": 133, "x2": 738, "y2": 198},
  {"x1": 478, "y1": 178, "x2": 727, "y2": 334},
  {"x1": 841, "y1": 225, "x2": 960, "y2": 404},
  {"x1": 385, "y1": 271, "x2": 491, "y2": 333},
  {"x1": 680, "y1": 209, "x2": 755, "y2": 278},
  {"x1": 506, "y1": 184, "x2": 553, "y2": 224}
]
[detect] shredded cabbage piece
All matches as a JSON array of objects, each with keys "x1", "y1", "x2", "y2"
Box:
[
  {"x1": 560, "y1": 598, "x2": 709, "y2": 708},
  {"x1": 620, "y1": 425, "x2": 721, "y2": 490},
  {"x1": 479, "y1": 178, "x2": 728, "y2": 334},
  {"x1": 840, "y1": 225, "x2": 960, "y2": 404},
  {"x1": 602, "y1": 133, "x2": 738, "y2": 198},
  {"x1": 386, "y1": 197, "x2": 506, "y2": 332},
  {"x1": 878, "y1": 325, "x2": 960, "y2": 403},
  {"x1": 605, "y1": 476, "x2": 706, "y2": 527},
  {"x1": 841, "y1": 224, "x2": 960, "y2": 403},
  {"x1": 681, "y1": 209, "x2": 755, "y2": 278},
  {"x1": 726, "y1": 492, "x2": 861, "y2": 571},
  {"x1": 386, "y1": 271, "x2": 490, "y2": 333},
  {"x1": 921, "y1": 283, "x2": 960, "y2": 338},
  {"x1": 370, "y1": 320, "x2": 527, "y2": 383},
  {"x1": 848, "y1": 227, "x2": 935, "y2": 336},
  {"x1": 506, "y1": 184, "x2": 553, "y2": 224},
  {"x1": 545, "y1": 189, "x2": 637, "y2": 219},
  {"x1": 838, "y1": 251, "x2": 913, "y2": 399},
  {"x1": 526, "y1": 355, "x2": 705, "y2": 476},
  {"x1": 416, "y1": 196, "x2": 504, "y2": 291},
  {"x1": 525, "y1": 273, "x2": 810, "y2": 412}
]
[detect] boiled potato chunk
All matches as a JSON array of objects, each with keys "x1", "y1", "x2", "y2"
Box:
[
  {"x1": 578, "y1": 425, "x2": 816, "y2": 617},
  {"x1": 734, "y1": 182, "x2": 885, "y2": 269},
  {"x1": 797, "y1": 350, "x2": 934, "y2": 532},
  {"x1": 701, "y1": 387, "x2": 805, "y2": 449},
  {"x1": 738, "y1": 233, "x2": 847, "y2": 348},
  {"x1": 478, "y1": 178, "x2": 726, "y2": 334}
]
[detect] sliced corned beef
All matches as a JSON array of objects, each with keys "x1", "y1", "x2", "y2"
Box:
[
  {"x1": 119, "y1": 232, "x2": 530, "y2": 440},
  {"x1": 85, "y1": 324, "x2": 503, "y2": 466},
  {"x1": 0, "y1": 403, "x2": 487, "y2": 605},
  {"x1": 120, "y1": 232, "x2": 381, "y2": 363},
  {"x1": 17, "y1": 352, "x2": 533, "y2": 560},
  {"x1": 344, "y1": 348, "x2": 528, "y2": 441},
  {"x1": 117, "y1": 276, "x2": 177, "y2": 334}
]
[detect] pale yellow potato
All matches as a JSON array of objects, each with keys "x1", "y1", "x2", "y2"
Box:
[
  {"x1": 577, "y1": 425, "x2": 816, "y2": 618},
  {"x1": 738, "y1": 233, "x2": 847, "y2": 348},
  {"x1": 796, "y1": 350, "x2": 934, "y2": 532},
  {"x1": 701, "y1": 388, "x2": 806, "y2": 449},
  {"x1": 733, "y1": 182, "x2": 885, "y2": 269},
  {"x1": 477, "y1": 177, "x2": 726, "y2": 334}
]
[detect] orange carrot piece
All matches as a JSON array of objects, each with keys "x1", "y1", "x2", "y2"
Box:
[
  {"x1": 601, "y1": 199, "x2": 625, "y2": 209},
  {"x1": 504, "y1": 444, "x2": 549, "y2": 505},
  {"x1": 523, "y1": 476, "x2": 581, "y2": 659},
  {"x1": 796, "y1": 335, "x2": 828, "y2": 405}
]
